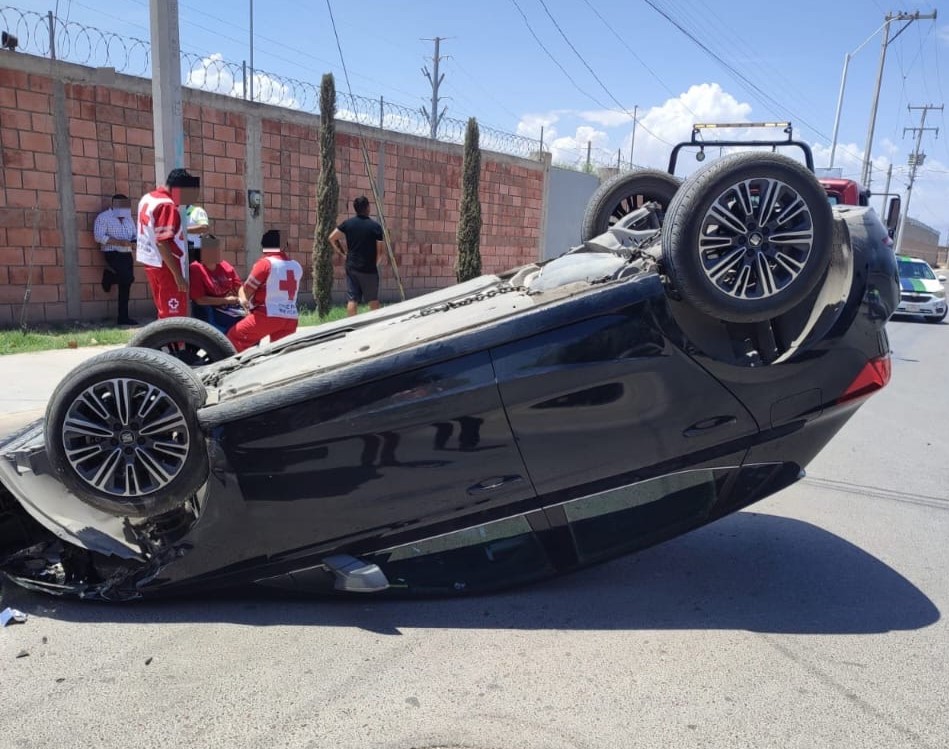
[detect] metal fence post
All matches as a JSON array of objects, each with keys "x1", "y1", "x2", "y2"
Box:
[
  {"x1": 586, "y1": 141, "x2": 591, "y2": 171},
  {"x1": 242, "y1": 60, "x2": 247, "y2": 99},
  {"x1": 47, "y1": 10, "x2": 56, "y2": 60},
  {"x1": 380, "y1": 96, "x2": 384, "y2": 129}
]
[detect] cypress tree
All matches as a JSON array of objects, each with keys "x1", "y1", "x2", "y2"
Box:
[
  {"x1": 456, "y1": 117, "x2": 482, "y2": 283},
  {"x1": 313, "y1": 73, "x2": 339, "y2": 317}
]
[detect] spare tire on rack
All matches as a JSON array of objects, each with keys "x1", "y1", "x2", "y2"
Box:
[
  {"x1": 128, "y1": 316, "x2": 236, "y2": 367},
  {"x1": 581, "y1": 169, "x2": 682, "y2": 241},
  {"x1": 660, "y1": 152, "x2": 833, "y2": 324},
  {"x1": 44, "y1": 348, "x2": 209, "y2": 518}
]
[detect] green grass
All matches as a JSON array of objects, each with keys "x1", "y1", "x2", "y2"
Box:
[
  {"x1": 0, "y1": 305, "x2": 371, "y2": 356},
  {"x1": 0, "y1": 325, "x2": 135, "y2": 355}
]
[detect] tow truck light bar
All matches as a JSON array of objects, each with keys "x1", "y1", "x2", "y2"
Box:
[
  {"x1": 669, "y1": 121, "x2": 814, "y2": 175},
  {"x1": 693, "y1": 122, "x2": 791, "y2": 130}
]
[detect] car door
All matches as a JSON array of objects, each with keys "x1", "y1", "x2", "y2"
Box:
[
  {"x1": 219, "y1": 351, "x2": 537, "y2": 556},
  {"x1": 491, "y1": 301, "x2": 759, "y2": 501}
]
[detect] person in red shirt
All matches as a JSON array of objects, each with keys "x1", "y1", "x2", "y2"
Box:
[
  {"x1": 136, "y1": 169, "x2": 200, "y2": 319},
  {"x1": 227, "y1": 229, "x2": 303, "y2": 353},
  {"x1": 188, "y1": 234, "x2": 245, "y2": 334}
]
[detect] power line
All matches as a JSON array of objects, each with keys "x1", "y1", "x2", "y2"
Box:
[
  {"x1": 580, "y1": 0, "x2": 698, "y2": 118},
  {"x1": 508, "y1": 0, "x2": 612, "y2": 112},
  {"x1": 444, "y1": 56, "x2": 523, "y2": 123},
  {"x1": 535, "y1": 0, "x2": 673, "y2": 145},
  {"x1": 642, "y1": 0, "x2": 831, "y2": 142},
  {"x1": 323, "y1": 0, "x2": 404, "y2": 299}
]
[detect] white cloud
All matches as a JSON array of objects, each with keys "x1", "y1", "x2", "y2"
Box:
[
  {"x1": 185, "y1": 53, "x2": 235, "y2": 94},
  {"x1": 516, "y1": 112, "x2": 561, "y2": 142},
  {"x1": 578, "y1": 109, "x2": 636, "y2": 128},
  {"x1": 249, "y1": 71, "x2": 299, "y2": 109},
  {"x1": 185, "y1": 53, "x2": 299, "y2": 109},
  {"x1": 629, "y1": 83, "x2": 754, "y2": 172},
  {"x1": 547, "y1": 124, "x2": 611, "y2": 167},
  {"x1": 517, "y1": 81, "x2": 947, "y2": 242}
]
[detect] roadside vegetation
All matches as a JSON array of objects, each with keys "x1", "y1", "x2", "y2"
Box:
[{"x1": 0, "y1": 305, "x2": 362, "y2": 355}]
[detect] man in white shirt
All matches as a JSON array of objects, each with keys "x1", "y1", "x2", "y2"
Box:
[{"x1": 93, "y1": 193, "x2": 138, "y2": 326}]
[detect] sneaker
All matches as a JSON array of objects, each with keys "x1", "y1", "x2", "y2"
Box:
[
  {"x1": 117, "y1": 318, "x2": 139, "y2": 327},
  {"x1": 101, "y1": 268, "x2": 115, "y2": 292}
]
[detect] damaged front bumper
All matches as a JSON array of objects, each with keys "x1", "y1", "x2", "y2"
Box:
[{"x1": 0, "y1": 419, "x2": 195, "y2": 600}]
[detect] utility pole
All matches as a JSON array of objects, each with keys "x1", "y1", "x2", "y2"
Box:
[
  {"x1": 861, "y1": 10, "x2": 937, "y2": 186},
  {"x1": 629, "y1": 104, "x2": 638, "y2": 168},
  {"x1": 249, "y1": 0, "x2": 254, "y2": 102},
  {"x1": 420, "y1": 37, "x2": 446, "y2": 140},
  {"x1": 149, "y1": 0, "x2": 184, "y2": 185},
  {"x1": 829, "y1": 20, "x2": 888, "y2": 170},
  {"x1": 893, "y1": 104, "x2": 942, "y2": 254},
  {"x1": 881, "y1": 162, "x2": 893, "y2": 216}
]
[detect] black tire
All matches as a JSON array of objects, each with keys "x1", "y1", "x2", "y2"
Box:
[
  {"x1": 661, "y1": 152, "x2": 833, "y2": 323},
  {"x1": 925, "y1": 312, "x2": 946, "y2": 324},
  {"x1": 581, "y1": 169, "x2": 682, "y2": 241},
  {"x1": 44, "y1": 348, "x2": 209, "y2": 518},
  {"x1": 128, "y1": 317, "x2": 236, "y2": 367}
]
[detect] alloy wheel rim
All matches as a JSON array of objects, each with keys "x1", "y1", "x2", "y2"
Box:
[
  {"x1": 610, "y1": 194, "x2": 665, "y2": 230},
  {"x1": 61, "y1": 377, "x2": 190, "y2": 497},
  {"x1": 698, "y1": 177, "x2": 815, "y2": 301}
]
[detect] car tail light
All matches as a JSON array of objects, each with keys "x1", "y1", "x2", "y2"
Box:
[{"x1": 837, "y1": 355, "x2": 891, "y2": 404}]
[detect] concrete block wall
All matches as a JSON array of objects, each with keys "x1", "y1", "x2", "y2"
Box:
[{"x1": 0, "y1": 53, "x2": 548, "y2": 326}]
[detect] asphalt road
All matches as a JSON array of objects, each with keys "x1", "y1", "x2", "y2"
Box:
[{"x1": 1, "y1": 317, "x2": 947, "y2": 749}]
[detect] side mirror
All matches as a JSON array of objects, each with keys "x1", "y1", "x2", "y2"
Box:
[
  {"x1": 939, "y1": 275, "x2": 946, "y2": 283},
  {"x1": 885, "y1": 195, "x2": 901, "y2": 238}
]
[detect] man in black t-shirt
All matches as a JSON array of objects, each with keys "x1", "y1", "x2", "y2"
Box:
[{"x1": 329, "y1": 195, "x2": 387, "y2": 316}]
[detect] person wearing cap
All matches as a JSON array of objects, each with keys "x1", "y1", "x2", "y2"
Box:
[
  {"x1": 136, "y1": 168, "x2": 200, "y2": 319},
  {"x1": 226, "y1": 229, "x2": 303, "y2": 352},
  {"x1": 93, "y1": 193, "x2": 138, "y2": 326},
  {"x1": 188, "y1": 234, "x2": 245, "y2": 334}
]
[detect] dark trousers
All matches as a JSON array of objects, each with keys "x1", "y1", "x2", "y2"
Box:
[{"x1": 104, "y1": 252, "x2": 134, "y2": 322}]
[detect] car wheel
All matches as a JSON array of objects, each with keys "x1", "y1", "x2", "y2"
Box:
[
  {"x1": 925, "y1": 312, "x2": 946, "y2": 324},
  {"x1": 128, "y1": 317, "x2": 236, "y2": 367},
  {"x1": 661, "y1": 152, "x2": 833, "y2": 323},
  {"x1": 581, "y1": 169, "x2": 682, "y2": 241},
  {"x1": 44, "y1": 348, "x2": 209, "y2": 518}
]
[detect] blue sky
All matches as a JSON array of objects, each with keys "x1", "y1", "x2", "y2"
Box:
[{"x1": 12, "y1": 0, "x2": 949, "y2": 240}]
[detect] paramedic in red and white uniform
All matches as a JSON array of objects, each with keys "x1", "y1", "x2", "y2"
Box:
[
  {"x1": 136, "y1": 169, "x2": 200, "y2": 319},
  {"x1": 227, "y1": 229, "x2": 303, "y2": 352}
]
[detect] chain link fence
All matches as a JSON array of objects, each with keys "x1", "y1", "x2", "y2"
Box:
[{"x1": 1, "y1": 5, "x2": 542, "y2": 159}]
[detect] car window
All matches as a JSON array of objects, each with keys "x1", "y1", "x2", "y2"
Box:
[{"x1": 897, "y1": 261, "x2": 935, "y2": 280}]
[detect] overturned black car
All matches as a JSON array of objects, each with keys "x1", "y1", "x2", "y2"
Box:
[{"x1": 0, "y1": 152, "x2": 899, "y2": 600}]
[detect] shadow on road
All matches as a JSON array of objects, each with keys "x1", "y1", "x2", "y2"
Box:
[{"x1": 3, "y1": 511, "x2": 939, "y2": 635}]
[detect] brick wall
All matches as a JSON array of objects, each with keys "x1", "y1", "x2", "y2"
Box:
[{"x1": 0, "y1": 54, "x2": 548, "y2": 327}]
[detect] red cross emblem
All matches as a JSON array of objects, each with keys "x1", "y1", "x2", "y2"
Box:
[{"x1": 279, "y1": 269, "x2": 298, "y2": 299}]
